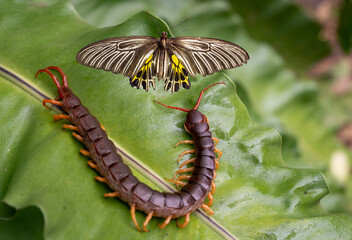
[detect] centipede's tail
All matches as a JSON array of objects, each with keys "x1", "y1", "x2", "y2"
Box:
[
  {"x1": 35, "y1": 66, "x2": 68, "y2": 108},
  {"x1": 35, "y1": 66, "x2": 68, "y2": 92}
]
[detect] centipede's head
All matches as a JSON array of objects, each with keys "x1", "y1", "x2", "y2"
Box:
[
  {"x1": 154, "y1": 82, "x2": 226, "y2": 131},
  {"x1": 184, "y1": 109, "x2": 204, "y2": 131}
]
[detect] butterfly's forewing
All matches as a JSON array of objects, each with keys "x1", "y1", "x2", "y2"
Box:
[
  {"x1": 76, "y1": 36, "x2": 159, "y2": 79},
  {"x1": 168, "y1": 37, "x2": 249, "y2": 77}
]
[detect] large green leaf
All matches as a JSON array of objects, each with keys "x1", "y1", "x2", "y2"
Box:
[
  {"x1": 1, "y1": 2, "x2": 352, "y2": 239},
  {"x1": 0, "y1": 205, "x2": 44, "y2": 240}
]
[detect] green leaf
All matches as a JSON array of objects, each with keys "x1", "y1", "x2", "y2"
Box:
[
  {"x1": 1, "y1": 2, "x2": 352, "y2": 240},
  {"x1": 0, "y1": 206, "x2": 44, "y2": 240}
]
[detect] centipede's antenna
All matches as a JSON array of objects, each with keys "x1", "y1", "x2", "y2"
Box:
[
  {"x1": 154, "y1": 82, "x2": 226, "y2": 112},
  {"x1": 146, "y1": 10, "x2": 160, "y2": 35},
  {"x1": 153, "y1": 100, "x2": 190, "y2": 112},
  {"x1": 193, "y1": 82, "x2": 226, "y2": 110}
]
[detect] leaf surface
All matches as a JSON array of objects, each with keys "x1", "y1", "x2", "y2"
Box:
[{"x1": 0, "y1": 2, "x2": 351, "y2": 240}]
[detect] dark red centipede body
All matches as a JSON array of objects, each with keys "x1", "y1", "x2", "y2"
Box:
[{"x1": 37, "y1": 66, "x2": 222, "y2": 231}]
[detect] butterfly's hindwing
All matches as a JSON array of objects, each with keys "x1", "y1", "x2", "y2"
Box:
[
  {"x1": 129, "y1": 53, "x2": 156, "y2": 91},
  {"x1": 164, "y1": 54, "x2": 190, "y2": 92}
]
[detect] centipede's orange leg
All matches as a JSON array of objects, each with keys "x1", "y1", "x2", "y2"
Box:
[
  {"x1": 173, "y1": 167, "x2": 195, "y2": 180},
  {"x1": 43, "y1": 99, "x2": 62, "y2": 109},
  {"x1": 104, "y1": 192, "x2": 120, "y2": 198},
  {"x1": 158, "y1": 215, "x2": 172, "y2": 229},
  {"x1": 206, "y1": 192, "x2": 213, "y2": 207},
  {"x1": 143, "y1": 211, "x2": 154, "y2": 232},
  {"x1": 176, "y1": 175, "x2": 191, "y2": 181},
  {"x1": 201, "y1": 204, "x2": 214, "y2": 215},
  {"x1": 204, "y1": 115, "x2": 209, "y2": 125},
  {"x1": 165, "y1": 179, "x2": 186, "y2": 189},
  {"x1": 214, "y1": 147, "x2": 222, "y2": 160},
  {"x1": 72, "y1": 132, "x2": 84, "y2": 142},
  {"x1": 131, "y1": 204, "x2": 142, "y2": 231},
  {"x1": 177, "y1": 212, "x2": 190, "y2": 228},
  {"x1": 94, "y1": 176, "x2": 107, "y2": 183},
  {"x1": 212, "y1": 137, "x2": 219, "y2": 146},
  {"x1": 211, "y1": 181, "x2": 216, "y2": 195},
  {"x1": 214, "y1": 147, "x2": 222, "y2": 169},
  {"x1": 179, "y1": 157, "x2": 196, "y2": 169},
  {"x1": 63, "y1": 124, "x2": 79, "y2": 131},
  {"x1": 80, "y1": 149, "x2": 91, "y2": 157},
  {"x1": 177, "y1": 149, "x2": 195, "y2": 163},
  {"x1": 53, "y1": 114, "x2": 70, "y2": 121},
  {"x1": 215, "y1": 160, "x2": 219, "y2": 170},
  {"x1": 169, "y1": 175, "x2": 191, "y2": 189},
  {"x1": 100, "y1": 124, "x2": 105, "y2": 131},
  {"x1": 174, "y1": 140, "x2": 194, "y2": 147},
  {"x1": 87, "y1": 160, "x2": 98, "y2": 170},
  {"x1": 175, "y1": 167, "x2": 194, "y2": 175}
]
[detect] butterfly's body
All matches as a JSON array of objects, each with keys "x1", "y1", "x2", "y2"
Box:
[
  {"x1": 155, "y1": 32, "x2": 169, "y2": 81},
  {"x1": 159, "y1": 32, "x2": 168, "y2": 48},
  {"x1": 77, "y1": 32, "x2": 249, "y2": 92}
]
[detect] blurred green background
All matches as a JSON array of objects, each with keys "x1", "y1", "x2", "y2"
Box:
[{"x1": 1, "y1": 0, "x2": 352, "y2": 239}]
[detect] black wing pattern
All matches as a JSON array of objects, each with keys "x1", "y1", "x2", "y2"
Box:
[
  {"x1": 76, "y1": 37, "x2": 159, "y2": 91},
  {"x1": 168, "y1": 37, "x2": 249, "y2": 78}
]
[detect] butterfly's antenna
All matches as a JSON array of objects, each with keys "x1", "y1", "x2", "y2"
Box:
[
  {"x1": 146, "y1": 10, "x2": 160, "y2": 34},
  {"x1": 170, "y1": 17, "x2": 190, "y2": 31},
  {"x1": 154, "y1": 82, "x2": 226, "y2": 112},
  {"x1": 193, "y1": 82, "x2": 226, "y2": 110}
]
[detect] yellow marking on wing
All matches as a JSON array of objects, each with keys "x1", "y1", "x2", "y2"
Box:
[
  {"x1": 172, "y1": 55, "x2": 179, "y2": 66},
  {"x1": 171, "y1": 55, "x2": 189, "y2": 90},
  {"x1": 130, "y1": 54, "x2": 154, "y2": 91}
]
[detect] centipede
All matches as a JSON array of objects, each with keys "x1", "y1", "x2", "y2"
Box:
[{"x1": 36, "y1": 66, "x2": 223, "y2": 231}]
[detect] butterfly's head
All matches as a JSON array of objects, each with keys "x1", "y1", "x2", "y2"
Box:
[{"x1": 161, "y1": 32, "x2": 168, "y2": 39}]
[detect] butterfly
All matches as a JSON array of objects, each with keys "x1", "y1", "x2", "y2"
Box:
[{"x1": 76, "y1": 32, "x2": 249, "y2": 93}]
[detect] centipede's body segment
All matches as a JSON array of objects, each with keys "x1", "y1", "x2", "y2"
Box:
[{"x1": 37, "y1": 66, "x2": 222, "y2": 231}]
